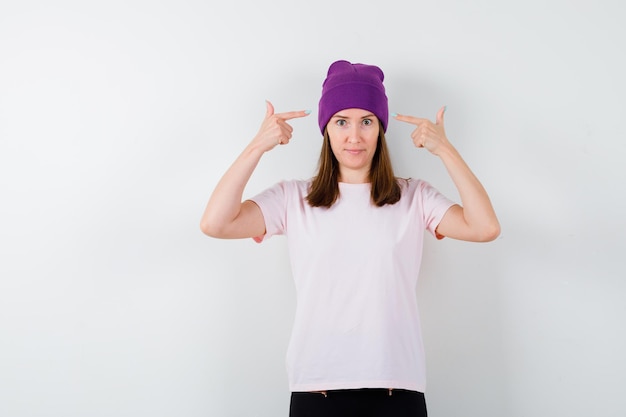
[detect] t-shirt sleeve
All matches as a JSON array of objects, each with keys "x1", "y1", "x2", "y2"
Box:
[
  {"x1": 248, "y1": 181, "x2": 288, "y2": 243},
  {"x1": 418, "y1": 180, "x2": 456, "y2": 239}
]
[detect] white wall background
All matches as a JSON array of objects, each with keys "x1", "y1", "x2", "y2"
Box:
[{"x1": 1, "y1": 0, "x2": 624, "y2": 416}]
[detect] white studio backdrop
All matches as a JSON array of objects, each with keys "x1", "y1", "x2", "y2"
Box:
[{"x1": 1, "y1": 0, "x2": 624, "y2": 416}]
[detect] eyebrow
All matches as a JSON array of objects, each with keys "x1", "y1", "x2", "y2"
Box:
[{"x1": 332, "y1": 113, "x2": 376, "y2": 119}]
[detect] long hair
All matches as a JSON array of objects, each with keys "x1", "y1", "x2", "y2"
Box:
[{"x1": 306, "y1": 128, "x2": 401, "y2": 208}]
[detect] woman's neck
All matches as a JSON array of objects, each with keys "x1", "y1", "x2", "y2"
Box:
[{"x1": 338, "y1": 168, "x2": 370, "y2": 184}]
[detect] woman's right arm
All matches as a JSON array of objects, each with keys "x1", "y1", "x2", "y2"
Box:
[{"x1": 200, "y1": 101, "x2": 310, "y2": 239}]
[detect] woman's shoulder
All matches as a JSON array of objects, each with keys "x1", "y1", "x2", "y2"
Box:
[
  {"x1": 396, "y1": 177, "x2": 439, "y2": 195},
  {"x1": 278, "y1": 178, "x2": 312, "y2": 187},
  {"x1": 252, "y1": 178, "x2": 312, "y2": 205},
  {"x1": 270, "y1": 178, "x2": 313, "y2": 195},
  {"x1": 397, "y1": 176, "x2": 426, "y2": 189}
]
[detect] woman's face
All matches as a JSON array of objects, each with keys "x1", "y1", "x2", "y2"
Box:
[{"x1": 326, "y1": 108, "x2": 380, "y2": 183}]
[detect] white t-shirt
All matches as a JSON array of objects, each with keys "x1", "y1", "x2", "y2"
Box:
[{"x1": 250, "y1": 178, "x2": 455, "y2": 393}]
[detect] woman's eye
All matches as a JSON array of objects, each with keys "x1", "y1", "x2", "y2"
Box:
[
  {"x1": 362, "y1": 119, "x2": 372, "y2": 126},
  {"x1": 336, "y1": 119, "x2": 347, "y2": 127}
]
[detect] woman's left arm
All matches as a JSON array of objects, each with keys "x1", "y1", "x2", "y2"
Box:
[{"x1": 394, "y1": 107, "x2": 500, "y2": 242}]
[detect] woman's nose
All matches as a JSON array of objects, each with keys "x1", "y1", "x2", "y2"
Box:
[{"x1": 347, "y1": 126, "x2": 360, "y2": 143}]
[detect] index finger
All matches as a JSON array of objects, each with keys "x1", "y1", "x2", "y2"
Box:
[
  {"x1": 392, "y1": 113, "x2": 431, "y2": 126},
  {"x1": 275, "y1": 109, "x2": 312, "y2": 121}
]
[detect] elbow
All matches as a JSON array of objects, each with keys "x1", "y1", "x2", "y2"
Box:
[
  {"x1": 199, "y1": 217, "x2": 224, "y2": 238},
  {"x1": 480, "y1": 221, "x2": 501, "y2": 242},
  {"x1": 199, "y1": 219, "x2": 213, "y2": 237}
]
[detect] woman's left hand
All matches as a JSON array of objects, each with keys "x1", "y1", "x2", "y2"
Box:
[{"x1": 393, "y1": 106, "x2": 450, "y2": 156}]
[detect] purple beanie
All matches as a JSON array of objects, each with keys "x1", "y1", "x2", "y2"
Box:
[{"x1": 318, "y1": 60, "x2": 388, "y2": 134}]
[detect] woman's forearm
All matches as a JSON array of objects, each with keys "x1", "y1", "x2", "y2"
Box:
[
  {"x1": 438, "y1": 145, "x2": 500, "y2": 241},
  {"x1": 199, "y1": 142, "x2": 265, "y2": 237}
]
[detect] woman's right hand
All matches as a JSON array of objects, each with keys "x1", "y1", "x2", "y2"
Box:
[{"x1": 252, "y1": 100, "x2": 310, "y2": 152}]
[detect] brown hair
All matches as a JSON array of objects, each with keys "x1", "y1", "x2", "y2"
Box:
[{"x1": 306, "y1": 128, "x2": 401, "y2": 208}]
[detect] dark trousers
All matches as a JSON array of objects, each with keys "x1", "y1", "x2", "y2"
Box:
[{"x1": 289, "y1": 389, "x2": 427, "y2": 417}]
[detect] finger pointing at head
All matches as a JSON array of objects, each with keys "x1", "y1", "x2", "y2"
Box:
[
  {"x1": 392, "y1": 113, "x2": 428, "y2": 126},
  {"x1": 264, "y1": 100, "x2": 311, "y2": 121},
  {"x1": 275, "y1": 109, "x2": 312, "y2": 121}
]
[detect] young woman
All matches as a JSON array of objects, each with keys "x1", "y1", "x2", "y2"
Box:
[{"x1": 200, "y1": 60, "x2": 500, "y2": 417}]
